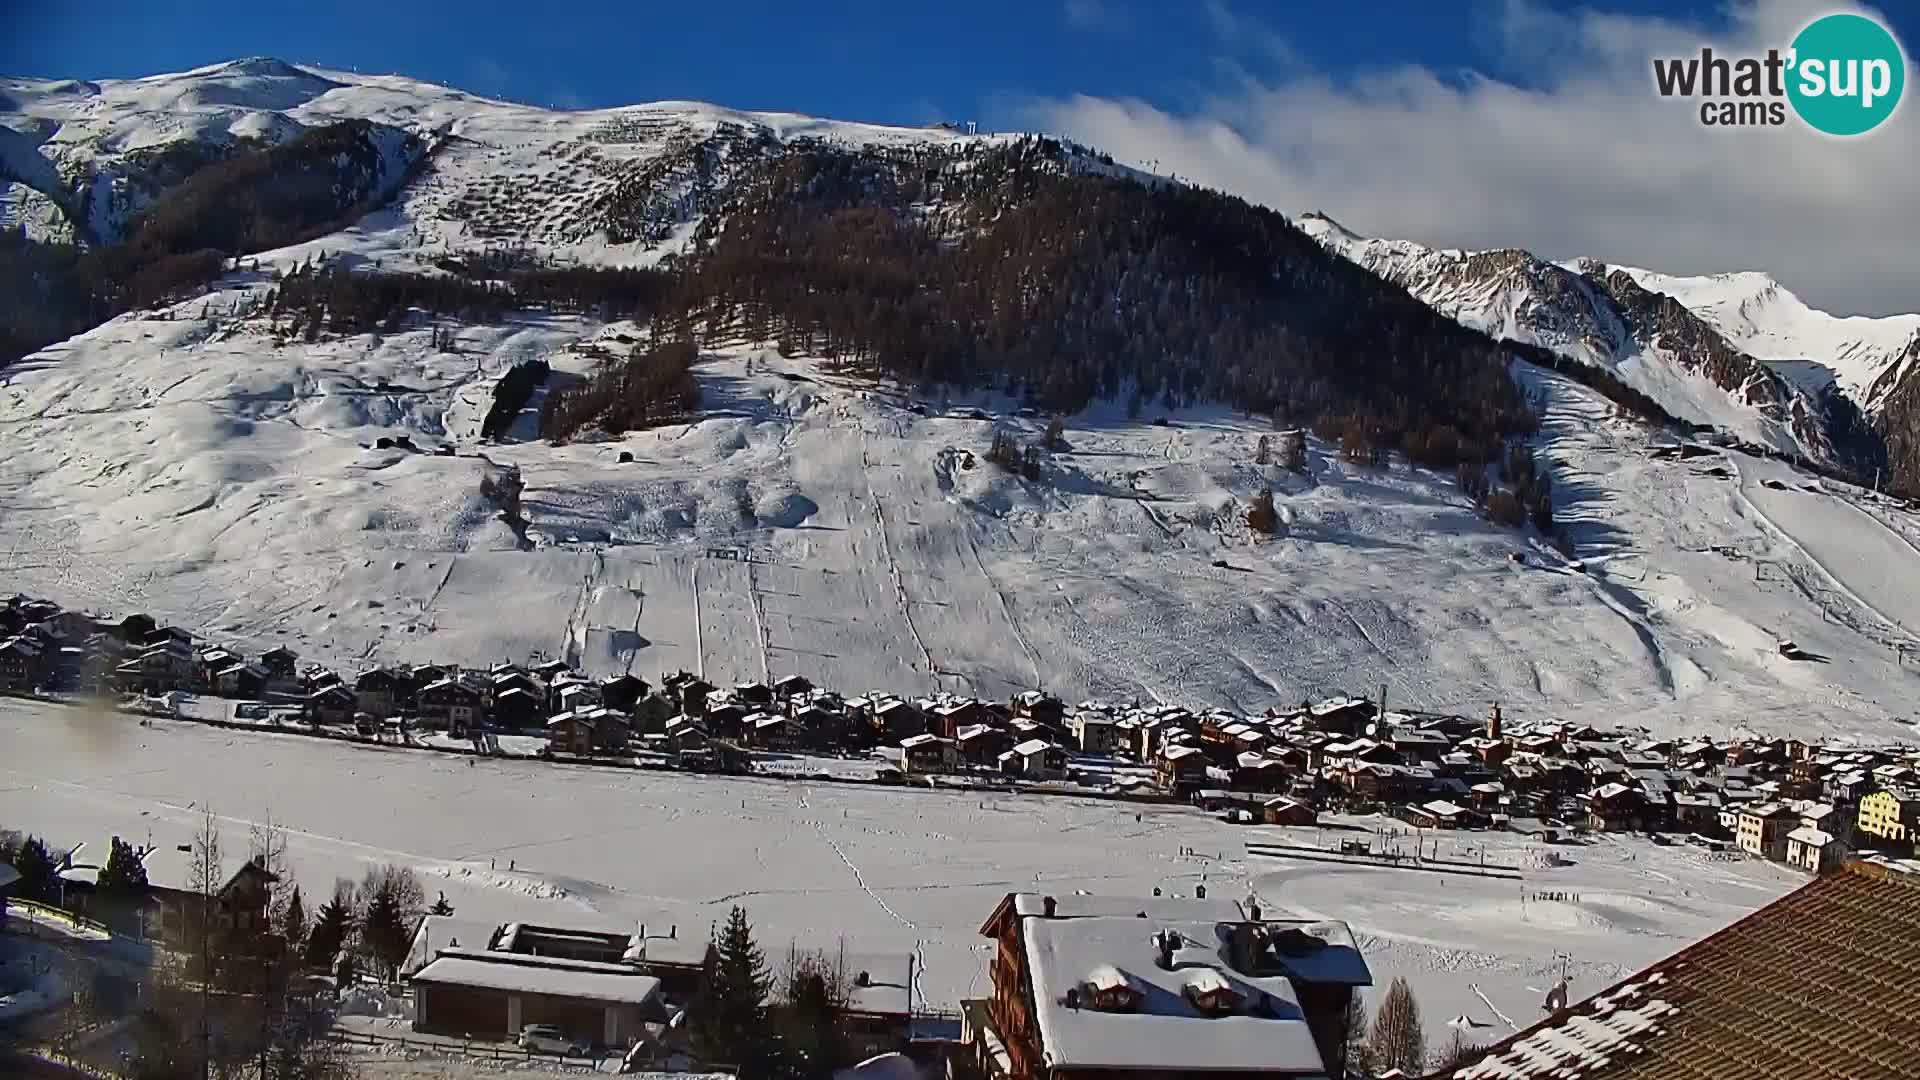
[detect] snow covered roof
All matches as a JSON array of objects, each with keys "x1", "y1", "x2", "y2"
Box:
[
  {"x1": 1786, "y1": 826, "x2": 1834, "y2": 847},
  {"x1": 1419, "y1": 800, "x2": 1469, "y2": 817},
  {"x1": 1443, "y1": 860, "x2": 1920, "y2": 1080},
  {"x1": 411, "y1": 949, "x2": 663, "y2": 1006},
  {"x1": 403, "y1": 915, "x2": 502, "y2": 976},
  {"x1": 1021, "y1": 917, "x2": 1327, "y2": 1074},
  {"x1": 1013, "y1": 738, "x2": 1055, "y2": 756}
]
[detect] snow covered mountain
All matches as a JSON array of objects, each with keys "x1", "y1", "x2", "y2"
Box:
[
  {"x1": 3, "y1": 59, "x2": 1919, "y2": 741},
  {"x1": 1292, "y1": 211, "x2": 1909, "y2": 471}
]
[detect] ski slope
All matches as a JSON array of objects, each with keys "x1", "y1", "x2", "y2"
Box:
[
  {"x1": 0, "y1": 698, "x2": 1805, "y2": 1049},
  {"x1": 5, "y1": 279, "x2": 1920, "y2": 736}
]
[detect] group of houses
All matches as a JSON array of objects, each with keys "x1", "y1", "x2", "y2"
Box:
[{"x1": 10, "y1": 590, "x2": 1920, "y2": 875}]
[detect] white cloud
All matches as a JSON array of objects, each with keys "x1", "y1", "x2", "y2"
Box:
[{"x1": 1021, "y1": 0, "x2": 1918, "y2": 316}]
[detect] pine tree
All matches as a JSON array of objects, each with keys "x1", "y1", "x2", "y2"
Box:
[
  {"x1": 1368, "y1": 976, "x2": 1426, "y2": 1076},
  {"x1": 699, "y1": 906, "x2": 773, "y2": 1066},
  {"x1": 95, "y1": 837, "x2": 150, "y2": 933},
  {"x1": 1343, "y1": 992, "x2": 1374, "y2": 1077},
  {"x1": 428, "y1": 891, "x2": 454, "y2": 916},
  {"x1": 282, "y1": 884, "x2": 308, "y2": 949},
  {"x1": 305, "y1": 892, "x2": 352, "y2": 971},
  {"x1": 360, "y1": 882, "x2": 408, "y2": 982},
  {"x1": 780, "y1": 952, "x2": 848, "y2": 1080},
  {"x1": 11, "y1": 835, "x2": 57, "y2": 903}
]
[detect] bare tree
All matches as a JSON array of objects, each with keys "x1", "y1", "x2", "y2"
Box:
[
  {"x1": 189, "y1": 808, "x2": 223, "y2": 1080},
  {"x1": 249, "y1": 815, "x2": 292, "y2": 931},
  {"x1": 1367, "y1": 976, "x2": 1426, "y2": 1076}
]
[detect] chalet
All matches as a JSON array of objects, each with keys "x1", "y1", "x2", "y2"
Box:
[
  {"x1": 1011, "y1": 690, "x2": 1066, "y2": 729},
  {"x1": 586, "y1": 707, "x2": 631, "y2": 752},
  {"x1": 304, "y1": 685, "x2": 356, "y2": 726},
  {"x1": 772, "y1": 674, "x2": 814, "y2": 701},
  {"x1": 1262, "y1": 798, "x2": 1317, "y2": 827},
  {"x1": 210, "y1": 660, "x2": 269, "y2": 698},
  {"x1": 790, "y1": 703, "x2": 848, "y2": 750},
  {"x1": 871, "y1": 697, "x2": 926, "y2": 741},
  {"x1": 969, "y1": 891, "x2": 1372, "y2": 1080},
  {"x1": 662, "y1": 672, "x2": 714, "y2": 716},
  {"x1": 552, "y1": 677, "x2": 597, "y2": 716},
  {"x1": 929, "y1": 697, "x2": 992, "y2": 740},
  {"x1": 1231, "y1": 753, "x2": 1290, "y2": 793},
  {"x1": 489, "y1": 669, "x2": 541, "y2": 707},
  {"x1": 546, "y1": 710, "x2": 596, "y2": 755},
  {"x1": 901, "y1": 734, "x2": 959, "y2": 774},
  {"x1": 1584, "y1": 782, "x2": 1646, "y2": 833},
  {"x1": 957, "y1": 724, "x2": 1011, "y2": 767},
  {"x1": 1399, "y1": 799, "x2": 1479, "y2": 830},
  {"x1": 1005, "y1": 739, "x2": 1068, "y2": 781},
  {"x1": 531, "y1": 659, "x2": 571, "y2": 680},
  {"x1": 1065, "y1": 711, "x2": 1118, "y2": 755},
  {"x1": 701, "y1": 701, "x2": 747, "y2": 740},
  {"x1": 419, "y1": 678, "x2": 484, "y2": 735},
  {"x1": 491, "y1": 686, "x2": 543, "y2": 729},
  {"x1": 351, "y1": 668, "x2": 405, "y2": 717},
  {"x1": 663, "y1": 716, "x2": 710, "y2": 753},
  {"x1": 1307, "y1": 696, "x2": 1374, "y2": 736},
  {"x1": 1157, "y1": 744, "x2": 1208, "y2": 795},
  {"x1": 0, "y1": 636, "x2": 46, "y2": 692},
  {"x1": 746, "y1": 711, "x2": 794, "y2": 750},
  {"x1": 599, "y1": 674, "x2": 649, "y2": 714},
  {"x1": 260, "y1": 646, "x2": 300, "y2": 679},
  {"x1": 138, "y1": 842, "x2": 279, "y2": 953}
]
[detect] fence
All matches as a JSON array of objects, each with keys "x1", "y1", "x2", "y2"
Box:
[
  {"x1": 326, "y1": 1028, "x2": 612, "y2": 1070},
  {"x1": 5, "y1": 898, "x2": 115, "y2": 940}
]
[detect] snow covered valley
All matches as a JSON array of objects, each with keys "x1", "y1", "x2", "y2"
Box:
[{"x1": 0, "y1": 698, "x2": 1806, "y2": 1047}]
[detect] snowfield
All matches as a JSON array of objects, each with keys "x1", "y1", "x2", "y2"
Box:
[{"x1": 0, "y1": 698, "x2": 1805, "y2": 1049}]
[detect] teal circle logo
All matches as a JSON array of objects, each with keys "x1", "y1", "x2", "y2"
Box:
[{"x1": 1787, "y1": 13, "x2": 1905, "y2": 135}]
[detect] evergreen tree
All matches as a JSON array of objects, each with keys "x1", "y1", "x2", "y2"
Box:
[
  {"x1": 304, "y1": 892, "x2": 352, "y2": 971},
  {"x1": 428, "y1": 891, "x2": 454, "y2": 916},
  {"x1": 780, "y1": 953, "x2": 848, "y2": 1080},
  {"x1": 359, "y1": 882, "x2": 408, "y2": 981},
  {"x1": 699, "y1": 906, "x2": 773, "y2": 1067},
  {"x1": 282, "y1": 884, "x2": 308, "y2": 949},
  {"x1": 1343, "y1": 993, "x2": 1374, "y2": 1077},
  {"x1": 1368, "y1": 976, "x2": 1426, "y2": 1076},
  {"x1": 11, "y1": 835, "x2": 58, "y2": 904},
  {"x1": 95, "y1": 836, "x2": 151, "y2": 932}
]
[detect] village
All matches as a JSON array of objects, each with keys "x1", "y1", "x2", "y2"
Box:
[
  {"x1": 7, "y1": 588, "x2": 1920, "y2": 875},
  {"x1": 8, "y1": 583, "x2": 1920, "y2": 1079}
]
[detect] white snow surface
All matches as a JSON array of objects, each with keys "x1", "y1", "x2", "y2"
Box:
[
  {"x1": 0, "y1": 697, "x2": 1809, "y2": 1050},
  {"x1": 1614, "y1": 266, "x2": 1920, "y2": 405}
]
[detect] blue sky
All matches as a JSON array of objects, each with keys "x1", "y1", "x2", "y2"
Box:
[
  {"x1": 6, "y1": 1, "x2": 1917, "y2": 313},
  {"x1": 7, "y1": 0, "x2": 1826, "y2": 124}
]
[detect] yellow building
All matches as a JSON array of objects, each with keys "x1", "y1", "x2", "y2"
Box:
[{"x1": 1856, "y1": 789, "x2": 1918, "y2": 847}]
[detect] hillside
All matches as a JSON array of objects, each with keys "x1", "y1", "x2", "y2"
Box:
[{"x1": 1, "y1": 59, "x2": 1918, "y2": 739}]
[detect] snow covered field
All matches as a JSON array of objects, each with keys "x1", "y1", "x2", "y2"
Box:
[{"x1": 0, "y1": 698, "x2": 1805, "y2": 1049}]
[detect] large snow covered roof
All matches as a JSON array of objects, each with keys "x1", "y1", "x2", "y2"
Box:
[
  {"x1": 1445, "y1": 860, "x2": 1920, "y2": 1079},
  {"x1": 1021, "y1": 916, "x2": 1327, "y2": 1075},
  {"x1": 412, "y1": 949, "x2": 662, "y2": 1006}
]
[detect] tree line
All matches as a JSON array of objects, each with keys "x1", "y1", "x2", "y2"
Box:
[{"x1": 0, "y1": 119, "x2": 421, "y2": 367}]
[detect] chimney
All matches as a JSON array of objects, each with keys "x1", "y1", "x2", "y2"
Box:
[
  {"x1": 1042, "y1": 895, "x2": 1057, "y2": 917},
  {"x1": 670, "y1": 924, "x2": 677, "y2": 939},
  {"x1": 1488, "y1": 701, "x2": 1504, "y2": 742},
  {"x1": 1226, "y1": 923, "x2": 1263, "y2": 974},
  {"x1": 1195, "y1": 883, "x2": 1208, "y2": 900},
  {"x1": 1248, "y1": 899, "x2": 1262, "y2": 922}
]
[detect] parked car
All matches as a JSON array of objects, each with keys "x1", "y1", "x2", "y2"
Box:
[{"x1": 518, "y1": 1024, "x2": 589, "y2": 1056}]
